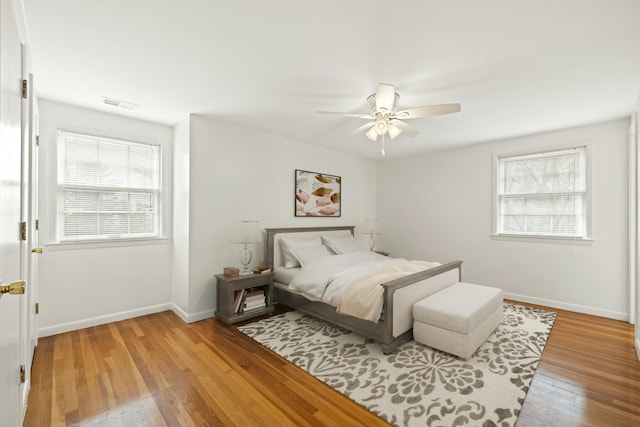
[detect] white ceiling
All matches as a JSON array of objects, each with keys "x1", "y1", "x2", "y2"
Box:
[{"x1": 23, "y1": 0, "x2": 640, "y2": 159}]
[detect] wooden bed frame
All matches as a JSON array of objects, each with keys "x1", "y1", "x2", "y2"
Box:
[{"x1": 265, "y1": 226, "x2": 463, "y2": 354}]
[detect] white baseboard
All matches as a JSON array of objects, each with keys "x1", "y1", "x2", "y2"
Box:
[
  {"x1": 504, "y1": 292, "x2": 628, "y2": 321},
  {"x1": 170, "y1": 303, "x2": 215, "y2": 323},
  {"x1": 38, "y1": 303, "x2": 217, "y2": 337},
  {"x1": 170, "y1": 303, "x2": 190, "y2": 323},
  {"x1": 38, "y1": 303, "x2": 173, "y2": 337}
]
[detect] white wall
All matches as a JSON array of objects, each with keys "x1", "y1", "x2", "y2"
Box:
[
  {"x1": 378, "y1": 118, "x2": 629, "y2": 320},
  {"x1": 180, "y1": 114, "x2": 378, "y2": 318},
  {"x1": 39, "y1": 100, "x2": 629, "y2": 332},
  {"x1": 37, "y1": 99, "x2": 174, "y2": 336},
  {"x1": 35, "y1": 102, "x2": 378, "y2": 331}
]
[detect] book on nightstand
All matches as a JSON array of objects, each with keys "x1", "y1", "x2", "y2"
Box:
[
  {"x1": 242, "y1": 288, "x2": 266, "y2": 311},
  {"x1": 244, "y1": 300, "x2": 267, "y2": 311},
  {"x1": 234, "y1": 288, "x2": 267, "y2": 314},
  {"x1": 233, "y1": 290, "x2": 245, "y2": 313}
]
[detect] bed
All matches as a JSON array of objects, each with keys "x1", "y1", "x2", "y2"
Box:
[{"x1": 265, "y1": 225, "x2": 463, "y2": 353}]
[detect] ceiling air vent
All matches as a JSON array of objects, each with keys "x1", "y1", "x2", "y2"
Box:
[{"x1": 102, "y1": 96, "x2": 140, "y2": 111}]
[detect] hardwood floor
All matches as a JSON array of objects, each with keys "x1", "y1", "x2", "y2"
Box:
[
  {"x1": 24, "y1": 302, "x2": 640, "y2": 427},
  {"x1": 516, "y1": 303, "x2": 640, "y2": 427}
]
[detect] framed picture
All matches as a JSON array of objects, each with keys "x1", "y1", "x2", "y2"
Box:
[{"x1": 295, "y1": 169, "x2": 341, "y2": 217}]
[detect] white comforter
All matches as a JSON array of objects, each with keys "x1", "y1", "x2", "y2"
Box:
[{"x1": 288, "y1": 251, "x2": 406, "y2": 306}]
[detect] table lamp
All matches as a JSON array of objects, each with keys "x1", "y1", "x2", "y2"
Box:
[
  {"x1": 230, "y1": 220, "x2": 262, "y2": 275},
  {"x1": 363, "y1": 220, "x2": 381, "y2": 251}
]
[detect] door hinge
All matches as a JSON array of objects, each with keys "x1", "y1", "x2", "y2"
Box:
[
  {"x1": 36, "y1": 135, "x2": 40, "y2": 146},
  {"x1": 35, "y1": 219, "x2": 39, "y2": 230},
  {"x1": 20, "y1": 222, "x2": 27, "y2": 241},
  {"x1": 35, "y1": 302, "x2": 39, "y2": 315},
  {"x1": 21, "y1": 79, "x2": 27, "y2": 99},
  {"x1": 19, "y1": 365, "x2": 25, "y2": 384}
]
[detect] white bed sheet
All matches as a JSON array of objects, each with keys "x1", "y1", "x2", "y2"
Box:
[
  {"x1": 273, "y1": 266, "x2": 300, "y2": 286},
  {"x1": 288, "y1": 251, "x2": 405, "y2": 306}
]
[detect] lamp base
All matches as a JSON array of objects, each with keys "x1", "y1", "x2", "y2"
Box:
[
  {"x1": 239, "y1": 244, "x2": 253, "y2": 275},
  {"x1": 369, "y1": 234, "x2": 376, "y2": 251}
]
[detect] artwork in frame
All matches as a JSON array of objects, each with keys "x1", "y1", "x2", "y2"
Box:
[{"x1": 295, "y1": 169, "x2": 341, "y2": 217}]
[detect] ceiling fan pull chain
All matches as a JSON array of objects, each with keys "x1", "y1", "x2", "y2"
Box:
[{"x1": 381, "y1": 134, "x2": 386, "y2": 156}]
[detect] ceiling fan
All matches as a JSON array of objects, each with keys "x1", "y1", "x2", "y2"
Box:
[{"x1": 317, "y1": 83, "x2": 461, "y2": 155}]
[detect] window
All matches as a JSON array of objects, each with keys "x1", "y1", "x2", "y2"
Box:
[
  {"x1": 57, "y1": 130, "x2": 161, "y2": 241},
  {"x1": 495, "y1": 146, "x2": 589, "y2": 239}
]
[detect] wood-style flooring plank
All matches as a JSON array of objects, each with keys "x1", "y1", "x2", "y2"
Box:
[
  {"x1": 24, "y1": 303, "x2": 640, "y2": 427},
  {"x1": 515, "y1": 302, "x2": 640, "y2": 427}
]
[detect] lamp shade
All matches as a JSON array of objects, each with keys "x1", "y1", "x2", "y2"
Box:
[
  {"x1": 387, "y1": 123, "x2": 402, "y2": 140},
  {"x1": 365, "y1": 126, "x2": 378, "y2": 141},
  {"x1": 230, "y1": 220, "x2": 262, "y2": 243},
  {"x1": 373, "y1": 119, "x2": 388, "y2": 136},
  {"x1": 363, "y1": 220, "x2": 381, "y2": 235}
]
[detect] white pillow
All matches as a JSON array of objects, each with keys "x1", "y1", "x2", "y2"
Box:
[
  {"x1": 280, "y1": 237, "x2": 322, "y2": 268},
  {"x1": 289, "y1": 245, "x2": 332, "y2": 267},
  {"x1": 321, "y1": 234, "x2": 364, "y2": 254},
  {"x1": 328, "y1": 240, "x2": 366, "y2": 254}
]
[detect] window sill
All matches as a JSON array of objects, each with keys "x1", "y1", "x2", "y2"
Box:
[
  {"x1": 490, "y1": 234, "x2": 594, "y2": 245},
  {"x1": 46, "y1": 237, "x2": 170, "y2": 251}
]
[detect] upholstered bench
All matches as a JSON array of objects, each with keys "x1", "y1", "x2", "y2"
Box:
[{"x1": 413, "y1": 282, "x2": 503, "y2": 359}]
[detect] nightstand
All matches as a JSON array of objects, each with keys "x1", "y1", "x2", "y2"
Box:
[{"x1": 214, "y1": 272, "x2": 274, "y2": 324}]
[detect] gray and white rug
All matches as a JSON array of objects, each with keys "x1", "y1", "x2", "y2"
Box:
[{"x1": 238, "y1": 303, "x2": 556, "y2": 427}]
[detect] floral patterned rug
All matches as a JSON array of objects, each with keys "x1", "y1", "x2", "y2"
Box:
[{"x1": 238, "y1": 303, "x2": 556, "y2": 427}]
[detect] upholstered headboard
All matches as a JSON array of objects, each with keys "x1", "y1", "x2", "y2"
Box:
[{"x1": 265, "y1": 226, "x2": 355, "y2": 269}]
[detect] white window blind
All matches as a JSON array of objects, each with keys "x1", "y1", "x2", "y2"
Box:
[
  {"x1": 57, "y1": 131, "x2": 161, "y2": 241},
  {"x1": 496, "y1": 147, "x2": 587, "y2": 238}
]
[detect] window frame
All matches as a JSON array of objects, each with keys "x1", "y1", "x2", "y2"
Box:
[
  {"x1": 491, "y1": 143, "x2": 593, "y2": 243},
  {"x1": 54, "y1": 129, "x2": 165, "y2": 244}
]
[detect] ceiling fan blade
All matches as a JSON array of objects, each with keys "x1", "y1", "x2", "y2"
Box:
[
  {"x1": 391, "y1": 120, "x2": 419, "y2": 137},
  {"x1": 316, "y1": 111, "x2": 373, "y2": 119},
  {"x1": 395, "y1": 103, "x2": 461, "y2": 119},
  {"x1": 352, "y1": 121, "x2": 375, "y2": 134},
  {"x1": 375, "y1": 84, "x2": 396, "y2": 113}
]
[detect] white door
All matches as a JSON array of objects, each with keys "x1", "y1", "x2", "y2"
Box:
[{"x1": 0, "y1": 0, "x2": 26, "y2": 424}]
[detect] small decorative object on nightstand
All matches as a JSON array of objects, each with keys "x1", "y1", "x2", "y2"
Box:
[
  {"x1": 214, "y1": 272, "x2": 274, "y2": 324},
  {"x1": 374, "y1": 250, "x2": 389, "y2": 256}
]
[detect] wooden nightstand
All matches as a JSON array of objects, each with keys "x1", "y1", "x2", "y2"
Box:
[{"x1": 214, "y1": 272, "x2": 274, "y2": 324}]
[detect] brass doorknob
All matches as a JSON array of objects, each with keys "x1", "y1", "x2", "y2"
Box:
[
  {"x1": 0, "y1": 280, "x2": 26, "y2": 295},
  {"x1": 32, "y1": 247, "x2": 42, "y2": 254}
]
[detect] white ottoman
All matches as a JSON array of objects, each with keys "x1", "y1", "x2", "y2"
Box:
[{"x1": 413, "y1": 282, "x2": 503, "y2": 359}]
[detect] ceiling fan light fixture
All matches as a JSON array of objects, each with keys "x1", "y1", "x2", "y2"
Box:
[
  {"x1": 316, "y1": 83, "x2": 461, "y2": 155},
  {"x1": 367, "y1": 92, "x2": 400, "y2": 116},
  {"x1": 365, "y1": 127, "x2": 378, "y2": 141},
  {"x1": 387, "y1": 123, "x2": 402, "y2": 140},
  {"x1": 374, "y1": 118, "x2": 387, "y2": 135}
]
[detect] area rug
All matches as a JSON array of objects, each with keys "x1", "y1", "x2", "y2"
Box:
[{"x1": 238, "y1": 303, "x2": 556, "y2": 427}]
